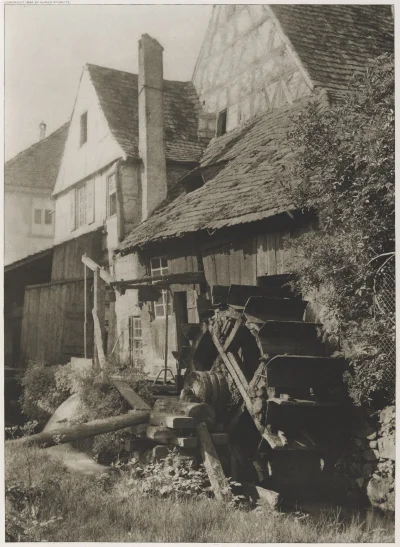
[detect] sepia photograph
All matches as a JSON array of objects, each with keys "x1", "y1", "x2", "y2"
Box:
[{"x1": 4, "y1": 2, "x2": 395, "y2": 542}]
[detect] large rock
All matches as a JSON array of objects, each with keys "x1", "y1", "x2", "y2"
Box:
[
  {"x1": 367, "y1": 476, "x2": 395, "y2": 512},
  {"x1": 378, "y1": 436, "x2": 395, "y2": 461}
]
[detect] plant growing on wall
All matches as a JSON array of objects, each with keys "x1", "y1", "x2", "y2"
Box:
[{"x1": 285, "y1": 53, "x2": 394, "y2": 407}]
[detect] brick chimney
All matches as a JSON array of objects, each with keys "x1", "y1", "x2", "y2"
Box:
[
  {"x1": 138, "y1": 34, "x2": 167, "y2": 221},
  {"x1": 39, "y1": 121, "x2": 46, "y2": 140}
]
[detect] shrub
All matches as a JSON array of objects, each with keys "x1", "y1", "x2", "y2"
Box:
[
  {"x1": 19, "y1": 362, "x2": 70, "y2": 425},
  {"x1": 285, "y1": 54, "x2": 394, "y2": 407},
  {"x1": 54, "y1": 358, "x2": 153, "y2": 463},
  {"x1": 115, "y1": 449, "x2": 210, "y2": 500}
]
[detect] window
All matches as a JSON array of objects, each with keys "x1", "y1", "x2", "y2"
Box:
[
  {"x1": 107, "y1": 174, "x2": 117, "y2": 217},
  {"x1": 32, "y1": 199, "x2": 54, "y2": 236},
  {"x1": 216, "y1": 109, "x2": 227, "y2": 137},
  {"x1": 34, "y1": 209, "x2": 42, "y2": 225},
  {"x1": 129, "y1": 316, "x2": 143, "y2": 367},
  {"x1": 44, "y1": 209, "x2": 53, "y2": 225},
  {"x1": 76, "y1": 184, "x2": 87, "y2": 228},
  {"x1": 80, "y1": 111, "x2": 88, "y2": 146},
  {"x1": 150, "y1": 257, "x2": 172, "y2": 317}
]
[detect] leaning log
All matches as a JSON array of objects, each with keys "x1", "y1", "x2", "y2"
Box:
[
  {"x1": 196, "y1": 422, "x2": 232, "y2": 502},
  {"x1": 7, "y1": 411, "x2": 150, "y2": 448}
]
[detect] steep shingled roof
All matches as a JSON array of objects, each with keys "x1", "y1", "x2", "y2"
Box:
[
  {"x1": 87, "y1": 64, "x2": 207, "y2": 163},
  {"x1": 117, "y1": 93, "x2": 322, "y2": 254},
  {"x1": 5, "y1": 123, "x2": 69, "y2": 190},
  {"x1": 270, "y1": 4, "x2": 393, "y2": 100}
]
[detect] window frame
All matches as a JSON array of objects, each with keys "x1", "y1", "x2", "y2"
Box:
[
  {"x1": 44, "y1": 209, "x2": 53, "y2": 225},
  {"x1": 107, "y1": 173, "x2": 117, "y2": 218},
  {"x1": 216, "y1": 109, "x2": 227, "y2": 137},
  {"x1": 150, "y1": 257, "x2": 172, "y2": 318},
  {"x1": 33, "y1": 209, "x2": 42, "y2": 225},
  {"x1": 76, "y1": 183, "x2": 87, "y2": 228},
  {"x1": 128, "y1": 316, "x2": 143, "y2": 367}
]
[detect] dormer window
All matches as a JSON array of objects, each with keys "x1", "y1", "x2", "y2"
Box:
[
  {"x1": 216, "y1": 109, "x2": 227, "y2": 137},
  {"x1": 80, "y1": 111, "x2": 88, "y2": 146}
]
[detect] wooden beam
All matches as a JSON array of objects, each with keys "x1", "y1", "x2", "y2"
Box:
[
  {"x1": 209, "y1": 329, "x2": 253, "y2": 412},
  {"x1": 241, "y1": 483, "x2": 282, "y2": 510},
  {"x1": 196, "y1": 422, "x2": 232, "y2": 502},
  {"x1": 111, "y1": 271, "x2": 205, "y2": 289},
  {"x1": 92, "y1": 311, "x2": 107, "y2": 370},
  {"x1": 8, "y1": 411, "x2": 150, "y2": 448},
  {"x1": 112, "y1": 379, "x2": 151, "y2": 411},
  {"x1": 150, "y1": 413, "x2": 195, "y2": 429},
  {"x1": 82, "y1": 254, "x2": 114, "y2": 285},
  {"x1": 153, "y1": 399, "x2": 216, "y2": 428},
  {"x1": 223, "y1": 316, "x2": 244, "y2": 351}
]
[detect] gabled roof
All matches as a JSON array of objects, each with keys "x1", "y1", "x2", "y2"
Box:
[
  {"x1": 5, "y1": 123, "x2": 69, "y2": 191},
  {"x1": 270, "y1": 4, "x2": 393, "y2": 100},
  {"x1": 86, "y1": 64, "x2": 207, "y2": 163},
  {"x1": 117, "y1": 92, "x2": 325, "y2": 254}
]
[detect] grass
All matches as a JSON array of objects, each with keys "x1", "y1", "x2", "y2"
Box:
[{"x1": 5, "y1": 443, "x2": 395, "y2": 543}]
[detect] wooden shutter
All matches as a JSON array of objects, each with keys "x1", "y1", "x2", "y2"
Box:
[
  {"x1": 86, "y1": 179, "x2": 95, "y2": 224},
  {"x1": 70, "y1": 189, "x2": 76, "y2": 231}
]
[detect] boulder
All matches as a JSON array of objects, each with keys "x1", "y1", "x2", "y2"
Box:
[
  {"x1": 363, "y1": 449, "x2": 379, "y2": 462},
  {"x1": 367, "y1": 476, "x2": 395, "y2": 512},
  {"x1": 378, "y1": 436, "x2": 395, "y2": 461}
]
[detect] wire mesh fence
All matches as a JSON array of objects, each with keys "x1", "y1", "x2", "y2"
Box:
[{"x1": 373, "y1": 253, "x2": 395, "y2": 400}]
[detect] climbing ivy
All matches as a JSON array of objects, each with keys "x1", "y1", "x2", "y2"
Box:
[{"x1": 285, "y1": 53, "x2": 394, "y2": 407}]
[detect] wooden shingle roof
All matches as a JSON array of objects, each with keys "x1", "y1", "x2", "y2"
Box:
[
  {"x1": 87, "y1": 64, "x2": 207, "y2": 163},
  {"x1": 5, "y1": 123, "x2": 69, "y2": 191},
  {"x1": 270, "y1": 4, "x2": 393, "y2": 100},
  {"x1": 118, "y1": 93, "x2": 324, "y2": 253}
]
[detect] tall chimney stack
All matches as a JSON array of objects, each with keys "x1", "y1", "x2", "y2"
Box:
[
  {"x1": 138, "y1": 34, "x2": 167, "y2": 221},
  {"x1": 39, "y1": 121, "x2": 46, "y2": 140}
]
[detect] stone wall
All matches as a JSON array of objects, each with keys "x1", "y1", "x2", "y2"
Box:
[
  {"x1": 367, "y1": 406, "x2": 395, "y2": 512},
  {"x1": 333, "y1": 405, "x2": 395, "y2": 511}
]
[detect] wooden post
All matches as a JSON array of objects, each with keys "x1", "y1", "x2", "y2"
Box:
[
  {"x1": 196, "y1": 421, "x2": 232, "y2": 502},
  {"x1": 84, "y1": 262, "x2": 87, "y2": 359},
  {"x1": 163, "y1": 288, "x2": 170, "y2": 384}
]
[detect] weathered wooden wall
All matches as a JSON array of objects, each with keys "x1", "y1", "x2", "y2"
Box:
[
  {"x1": 20, "y1": 279, "x2": 94, "y2": 365},
  {"x1": 51, "y1": 229, "x2": 105, "y2": 281},
  {"x1": 202, "y1": 226, "x2": 300, "y2": 287}
]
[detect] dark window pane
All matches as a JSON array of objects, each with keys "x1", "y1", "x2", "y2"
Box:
[
  {"x1": 44, "y1": 210, "x2": 52, "y2": 225},
  {"x1": 216, "y1": 109, "x2": 227, "y2": 136},
  {"x1": 80, "y1": 112, "x2": 88, "y2": 146},
  {"x1": 109, "y1": 192, "x2": 117, "y2": 217},
  {"x1": 34, "y1": 209, "x2": 42, "y2": 224}
]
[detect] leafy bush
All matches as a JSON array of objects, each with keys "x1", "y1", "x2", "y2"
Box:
[
  {"x1": 54, "y1": 358, "x2": 153, "y2": 463},
  {"x1": 19, "y1": 362, "x2": 70, "y2": 425},
  {"x1": 114, "y1": 449, "x2": 211, "y2": 500},
  {"x1": 285, "y1": 54, "x2": 394, "y2": 407}
]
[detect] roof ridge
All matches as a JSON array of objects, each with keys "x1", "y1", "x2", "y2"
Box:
[
  {"x1": 6, "y1": 122, "x2": 69, "y2": 167},
  {"x1": 86, "y1": 62, "x2": 193, "y2": 86}
]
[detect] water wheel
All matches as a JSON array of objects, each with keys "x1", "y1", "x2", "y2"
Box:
[{"x1": 180, "y1": 282, "x2": 348, "y2": 502}]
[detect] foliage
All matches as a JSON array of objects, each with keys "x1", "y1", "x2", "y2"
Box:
[
  {"x1": 285, "y1": 54, "x2": 394, "y2": 407},
  {"x1": 5, "y1": 442, "x2": 394, "y2": 542},
  {"x1": 55, "y1": 358, "x2": 152, "y2": 464},
  {"x1": 19, "y1": 361, "x2": 70, "y2": 425},
  {"x1": 114, "y1": 449, "x2": 211, "y2": 500}
]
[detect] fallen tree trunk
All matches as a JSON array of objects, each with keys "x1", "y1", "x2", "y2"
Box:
[{"x1": 7, "y1": 411, "x2": 150, "y2": 448}]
